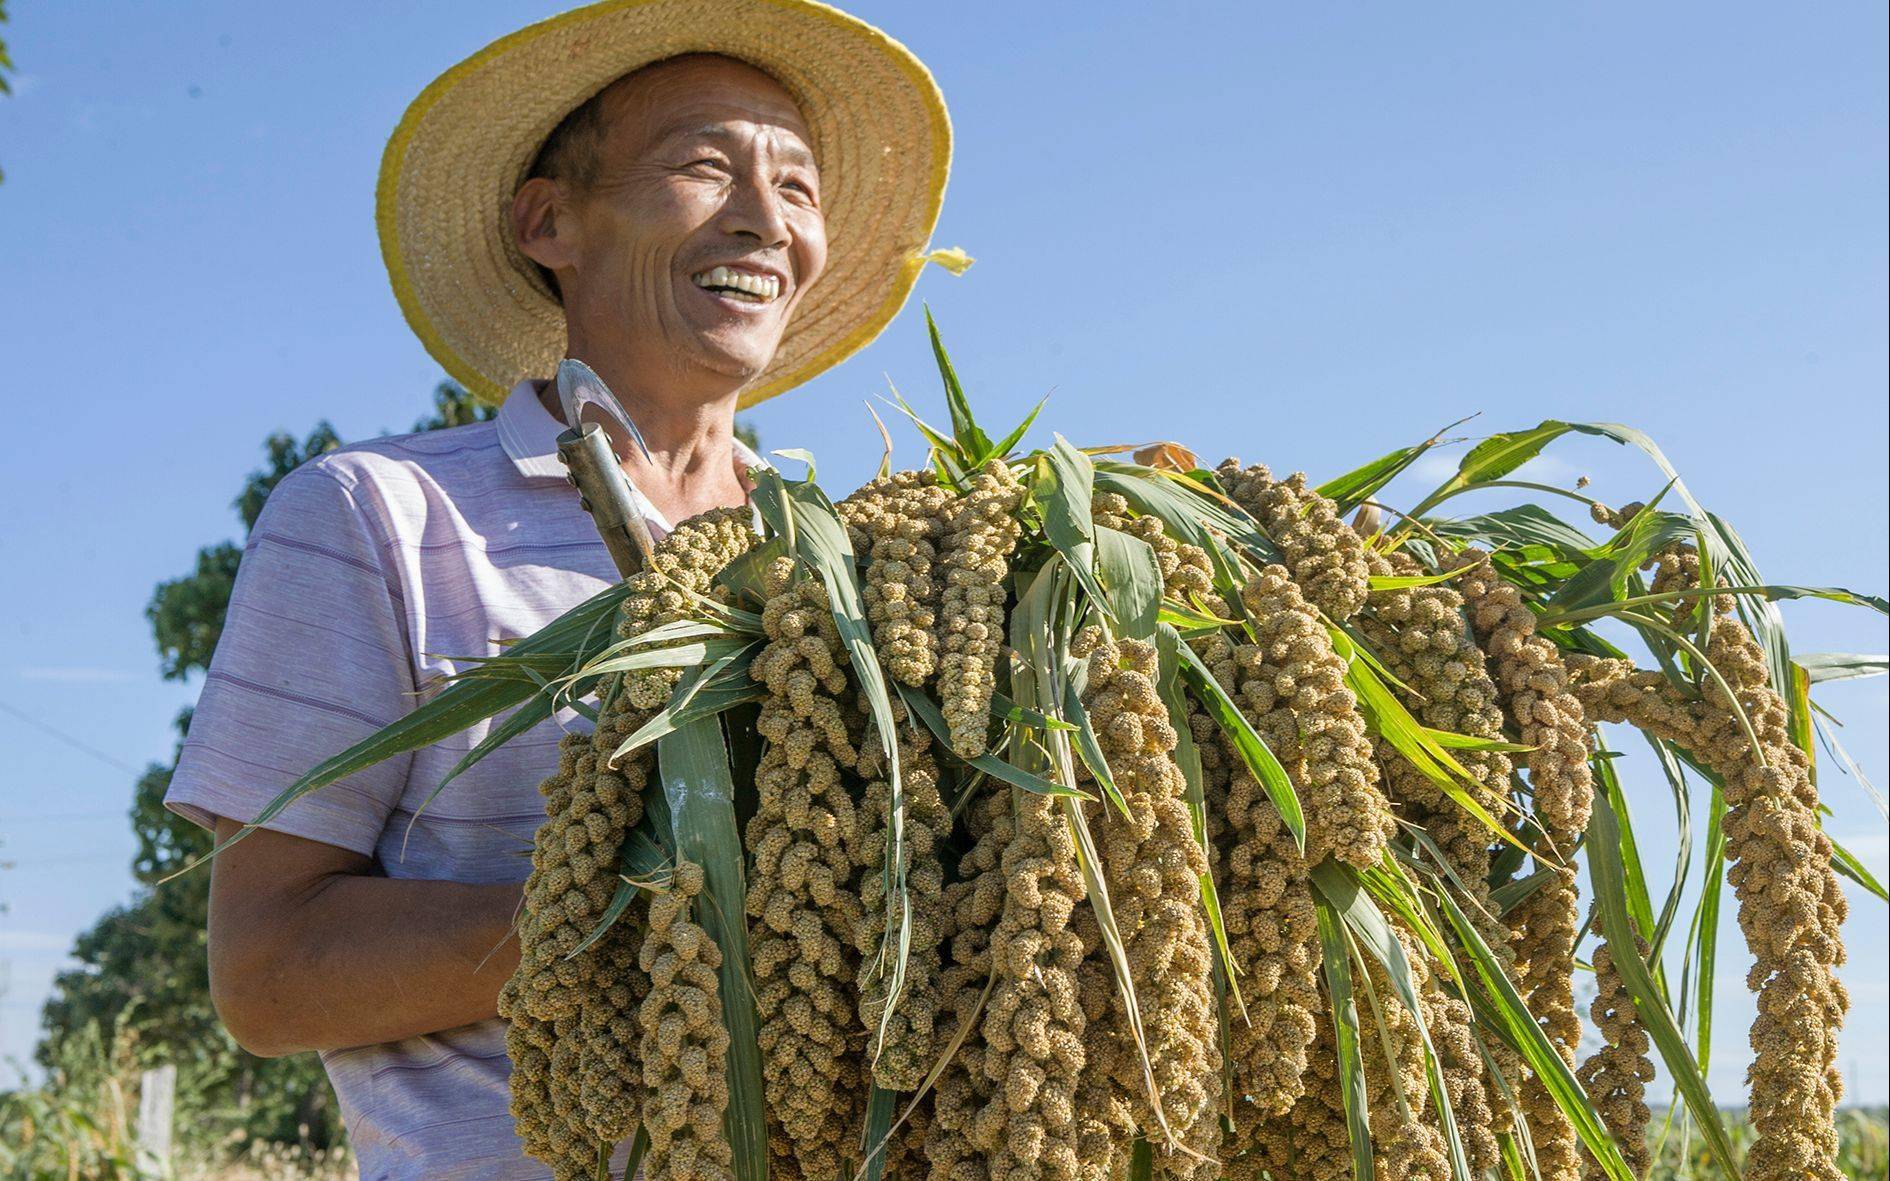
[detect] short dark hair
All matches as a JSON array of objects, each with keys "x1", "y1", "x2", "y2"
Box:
[
  {"x1": 522, "y1": 80, "x2": 622, "y2": 301},
  {"x1": 528, "y1": 83, "x2": 617, "y2": 195}
]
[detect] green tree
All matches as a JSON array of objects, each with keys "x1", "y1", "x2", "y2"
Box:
[
  {"x1": 1, "y1": 0, "x2": 15, "y2": 183},
  {"x1": 35, "y1": 382, "x2": 493, "y2": 1155}
]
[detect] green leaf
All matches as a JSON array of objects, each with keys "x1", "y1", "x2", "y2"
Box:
[
  {"x1": 1313, "y1": 895, "x2": 1373, "y2": 1181},
  {"x1": 989, "y1": 395, "x2": 1048, "y2": 461},
  {"x1": 988, "y1": 693, "x2": 1079, "y2": 731},
  {"x1": 657, "y1": 716, "x2": 768, "y2": 1181},
  {"x1": 576, "y1": 636, "x2": 755, "y2": 681},
  {"x1": 1175, "y1": 642, "x2": 1306, "y2": 853},
  {"x1": 1094, "y1": 525, "x2": 1162, "y2": 639},
  {"x1": 569, "y1": 816, "x2": 670, "y2": 959},
  {"x1": 1829, "y1": 836, "x2": 1889, "y2": 902},
  {"x1": 770, "y1": 447, "x2": 818, "y2": 480},
  {"x1": 1420, "y1": 727, "x2": 1535, "y2": 754},
  {"x1": 1090, "y1": 463, "x2": 1259, "y2": 600},
  {"x1": 1428, "y1": 883, "x2": 1637, "y2": 1181},
  {"x1": 1032, "y1": 436, "x2": 1116, "y2": 619},
  {"x1": 181, "y1": 581, "x2": 634, "y2": 871},
  {"x1": 1336, "y1": 636, "x2": 1529, "y2": 856},
  {"x1": 924, "y1": 305, "x2": 995, "y2": 464},
  {"x1": 1455, "y1": 421, "x2": 1573, "y2": 484},
  {"x1": 1587, "y1": 792, "x2": 1741, "y2": 1179},
  {"x1": 1061, "y1": 675, "x2": 1131, "y2": 821},
  {"x1": 1591, "y1": 753, "x2": 1657, "y2": 944},
  {"x1": 1429, "y1": 503, "x2": 1597, "y2": 559},
  {"x1": 1798, "y1": 652, "x2": 1889, "y2": 685},
  {"x1": 859, "y1": 1084, "x2": 896, "y2": 1181},
  {"x1": 1316, "y1": 433, "x2": 1442, "y2": 516},
  {"x1": 1542, "y1": 508, "x2": 1697, "y2": 616},
  {"x1": 403, "y1": 688, "x2": 562, "y2": 853},
  {"x1": 1693, "y1": 780, "x2": 1726, "y2": 1074},
  {"x1": 1367, "y1": 568, "x2": 1464, "y2": 591},
  {"x1": 897, "y1": 684, "x2": 1092, "y2": 800},
  {"x1": 609, "y1": 651, "x2": 762, "y2": 764},
  {"x1": 1310, "y1": 863, "x2": 1473, "y2": 1181},
  {"x1": 881, "y1": 385, "x2": 966, "y2": 486},
  {"x1": 1559, "y1": 422, "x2": 1815, "y2": 757}
]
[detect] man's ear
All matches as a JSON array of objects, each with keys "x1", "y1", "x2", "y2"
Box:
[{"x1": 511, "y1": 177, "x2": 579, "y2": 273}]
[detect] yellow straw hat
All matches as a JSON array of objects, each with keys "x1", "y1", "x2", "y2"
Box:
[{"x1": 377, "y1": 0, "x2": 965, "y2": 408}]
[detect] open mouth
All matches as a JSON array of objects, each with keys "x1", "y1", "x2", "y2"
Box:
[{"x1": 690, "y1": 265, "x2": 782, "y2": 305}]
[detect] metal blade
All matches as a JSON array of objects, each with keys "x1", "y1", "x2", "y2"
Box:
[{"x1": 555, "y1": 357, "x2": 655, "y2": 464}]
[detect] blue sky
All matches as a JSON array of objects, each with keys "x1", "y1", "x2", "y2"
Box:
[{"x1": 0, "y1": 1, "x2": 1884, "y2": 1108}]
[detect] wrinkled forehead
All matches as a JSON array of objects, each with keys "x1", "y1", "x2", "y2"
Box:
[{"x1": 600, "y1": 53, "x2": 820, "y2": 165}]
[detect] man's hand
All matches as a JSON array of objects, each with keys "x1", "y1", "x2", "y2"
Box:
[{"x1": 206, "y1": 817, "x2": 524, "y2": 1057}]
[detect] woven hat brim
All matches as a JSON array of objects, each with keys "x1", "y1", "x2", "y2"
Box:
[{"x1": 376, "y1": 0, "x2": 952, "y2": 407}]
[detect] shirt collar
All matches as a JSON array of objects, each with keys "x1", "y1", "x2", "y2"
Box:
[
  {"x1": 496, "y1": 379, "x2": 572, "y2": 482},
  {"x1": 495, "y1": 377, "x2": 772, "y2": 489}
]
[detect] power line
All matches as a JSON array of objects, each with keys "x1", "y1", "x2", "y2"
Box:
[{"x1": 0, "y1": 698, "x2": 145, "y2": 778}]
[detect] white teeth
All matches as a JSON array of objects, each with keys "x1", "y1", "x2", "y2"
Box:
[{"x1": 692, "y1": 266, "x2": 781, "y2": 301}]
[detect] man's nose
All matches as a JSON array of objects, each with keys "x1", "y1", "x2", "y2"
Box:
[{"x1": 717, "y1": 169, "x2": 793, "y2": 248}]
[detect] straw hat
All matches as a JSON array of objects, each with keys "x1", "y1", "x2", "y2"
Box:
[{"x1": 377, "y1": 0, "x2": 965, "y2": 408}]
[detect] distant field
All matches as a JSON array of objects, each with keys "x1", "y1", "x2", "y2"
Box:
[{"x1": 1646, "y1": 1106, "x2": 1886, "y2": 1180}]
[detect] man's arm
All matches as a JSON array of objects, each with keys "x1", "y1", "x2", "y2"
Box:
[{"x1": 207, "y1": 816, "x2": 523, "y2": 1057}]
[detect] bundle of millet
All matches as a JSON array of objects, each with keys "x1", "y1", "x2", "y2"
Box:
[
  {"x1": 935, "y1": 461, "x2": 1025, "y2": 758},
  {"x1": 1352, "y1": 550, "x2": 1518, "y2": 1145},
  {"x1": 1423, "y1": 958, "x2": 1501, "y2": 1174},
  {"x1": 1566, "y1": 547, "x2": 1849, "y2": 1181},
  {"x1": 744, "y1": 558, "x2": 871, "y2": 1171},
  {"x1": 1216, "y1": 749, "x2": 1322, "y2": 1139},
  {"x1": 638, "y1": 860, "x2": 736, "y2": 1181},
  {"x1": 1238, "y1": 1017, "x2": 1351, "y2": 1181},
  {"x1": 512, "y1": 720, "x2": 651, "y2": 1023},
  {"x1": 1575, "y1": 927, "x2": 1653, "y2": 1180},
  {"x1": 973, "y1": 787, "x2": 1090, "y2": 1180},
  {"x1": 1354, "y1": 551, "x2": 1515, "y2": 893},
  {"x1": 510, "y1": 507, "x2": 755, "y2": 1028},
  {"x1": 924, "y1": 786, "x2": 1009, "y2": 1180},
  {"x1": 500, "y1": 977, "x2": 600, "y2": 1181},
  {"x1": 577, "y1": 908, "x2": 650, "y2": 1145},
  {"x1": 1216, "y1": 461, "x2": 1372, "y2": 622},
  {"x1": 1075, "y1": 627, "x2": 1222, "y2": 1179},
  {"x1": 1232, "y1": 566, "x2": 1394, "y2": 868},
  {"x1": 618, "y1": 506, "x2": 761, "y2": 709},
  {"x1": 1360, "y1": 929, "x2": 1453, "y2": 1181},
  {"x1": 1218, "y1": 565, "x2": 1394, "y2": 1166},
  {"x1": 841, "y1": 471, "x2": 953, "y2": 689},
  {"x1": 1456, "y1": 553, "x2": 1594, "y2": 1181}
]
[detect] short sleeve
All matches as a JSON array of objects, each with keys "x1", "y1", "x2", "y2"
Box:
[{"x1": 165, "y1": 461, "x2": 417, "y2": 857}]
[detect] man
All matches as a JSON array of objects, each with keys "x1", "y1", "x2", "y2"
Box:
[{"x1": 164, "y1": 1, "x2": 956, "y2": 1175}]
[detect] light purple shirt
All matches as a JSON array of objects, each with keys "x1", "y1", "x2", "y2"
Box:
[{"x1": 166, "y1": 381, "x2": 762, "y2": 1180}]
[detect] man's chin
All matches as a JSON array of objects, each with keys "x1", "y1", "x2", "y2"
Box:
[{"x1": 688, "y1": 333, "x2": 783, "y2": 385}]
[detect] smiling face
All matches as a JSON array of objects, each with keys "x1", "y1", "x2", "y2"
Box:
[{"x1": 513, "y1": 54, "x2": 828, "y2": 400}]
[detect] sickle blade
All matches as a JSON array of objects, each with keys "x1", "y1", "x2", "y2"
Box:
[{"x1": 556, "y1": 358, "x2": 655, "y2": 464}]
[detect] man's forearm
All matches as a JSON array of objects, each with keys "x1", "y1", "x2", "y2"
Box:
[
  {"x1": 242, "y1": 875, "x2": 521, "y2": 1054},
  {"x1": 208, "y1": 819, "x2": 524, "y2": 1056}
]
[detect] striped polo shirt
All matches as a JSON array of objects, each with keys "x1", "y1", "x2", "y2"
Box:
[{"x1": 166, "y1": 380, "x2": 762, "y2": 1180}]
